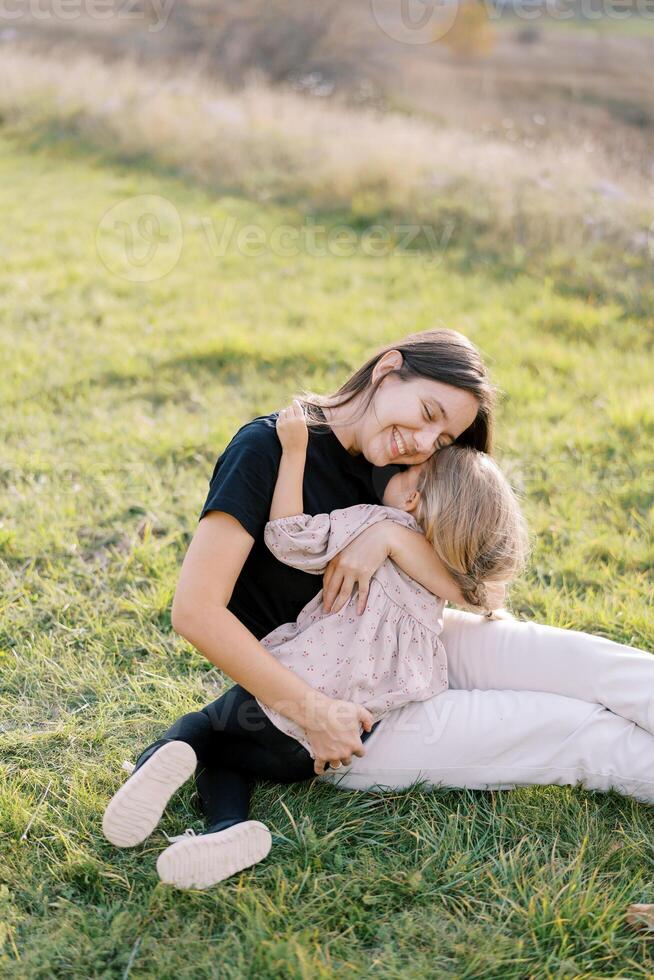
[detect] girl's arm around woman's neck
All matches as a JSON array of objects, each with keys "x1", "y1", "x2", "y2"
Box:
[
  {"x1": 270, "y1": 403, "x2": 309, "y2": 520},
  {"x1": 269, "y1": 452, "x2": 306, "y2": 521}
]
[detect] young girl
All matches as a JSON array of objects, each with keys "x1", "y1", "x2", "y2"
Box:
[{"x1": 103, "y1": 403, "x2": 528, "y2": 890}]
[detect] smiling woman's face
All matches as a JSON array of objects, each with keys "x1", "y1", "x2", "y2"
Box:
[{"x1": 357, "y1": 353, "x2": 480, "y2": 468}]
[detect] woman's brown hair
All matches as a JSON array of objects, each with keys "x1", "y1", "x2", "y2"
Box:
[{"x1": 302, "y1": 328, "x2": 498, "y2": 453}]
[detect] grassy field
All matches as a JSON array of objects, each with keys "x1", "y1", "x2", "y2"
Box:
[{"x1": 0, "y1": 115, "x2": 653, "y2": 979}]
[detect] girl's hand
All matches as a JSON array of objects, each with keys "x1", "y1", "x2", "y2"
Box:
[
  {"x1": 276, "y1": 400, "x2": 308, "y2": 456},
  {"x1": 302, "y1": 694, "x2": 374, "y2": 775},
  {"x1": 323, "y1": 521, "x2": 392, "y2": 616}
]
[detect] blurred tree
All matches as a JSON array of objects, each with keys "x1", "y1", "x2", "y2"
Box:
[
  {"x1": 437, "y1": 1, "x2": 495, "y2": 58},
  {"x1": 169, "y1": 0, "x2": 371, "y2": 88}
]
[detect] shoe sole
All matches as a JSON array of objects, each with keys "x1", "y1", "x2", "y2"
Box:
[
  {"x1": 102, "y1": 741, "x2": 197, "y2": 848},
  {"x1": 156, "y1": 820, "x2": 272, "y2": 890}
]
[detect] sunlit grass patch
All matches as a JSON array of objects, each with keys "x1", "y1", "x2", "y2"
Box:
[{"x1": 0, "y1": 124, "x2": 652, "y2": 976}]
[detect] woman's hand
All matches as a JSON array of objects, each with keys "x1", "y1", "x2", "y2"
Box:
[
  {"x1": 323, "y1": 521, "x2": 392, "y2": 615},
  {"x1": 302, "y1": 694, "x2": 374, "y2": 775}
]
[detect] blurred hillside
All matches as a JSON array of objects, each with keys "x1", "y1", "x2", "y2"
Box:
[
  {"x1": 3, "y1": 0, "x2": 654, "y2": 167},
  {"x1": 2, "y1": 0, "x2": 653, "y2": 317}
]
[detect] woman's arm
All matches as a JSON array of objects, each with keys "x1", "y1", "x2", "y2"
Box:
[
  {"x1": 269, "y1": 401, "x2": 308, "y2": 520},
  {"x1": 171, "y1": 511, "x2": 373, "y2": 773}
]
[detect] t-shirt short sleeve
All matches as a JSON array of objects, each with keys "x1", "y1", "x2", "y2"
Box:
[{"x1": 200, "y1": 417, "x2": 281, "y2": 540}]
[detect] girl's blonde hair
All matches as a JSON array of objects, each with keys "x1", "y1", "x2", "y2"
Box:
[
  {"x1": 415, "y1": 446, "x2": 530, "y2": 611},
  {"x1": 301, "y1": 328, "x2": 498, "y2": 453}
]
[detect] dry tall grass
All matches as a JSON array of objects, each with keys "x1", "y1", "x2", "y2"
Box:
[{"x1": 1, "y1": 46, "x2": 651, "y2": 259}]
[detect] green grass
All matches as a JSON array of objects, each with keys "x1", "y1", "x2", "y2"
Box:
[{"x1": 0, "y1": 127, "x2": 653, "y2": 977}]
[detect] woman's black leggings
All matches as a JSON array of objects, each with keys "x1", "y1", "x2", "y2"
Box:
[{"x1": 135, "y1": 685, "x2": 376, "y2": 833}]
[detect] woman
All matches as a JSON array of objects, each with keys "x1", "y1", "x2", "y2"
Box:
[{"x1": 103, "y1": 328, "x2": 654, "y2": 888}]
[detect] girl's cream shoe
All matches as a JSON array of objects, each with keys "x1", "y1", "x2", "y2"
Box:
[
  {"x1": 102, "y1": 740, "x2": 197, "y2": 848},
  {"x1": 156, "y1": 821, "x2": 272, "y2": 890}
]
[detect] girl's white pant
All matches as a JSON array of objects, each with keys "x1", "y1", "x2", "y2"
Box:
[{"x1": 320, "y1": 610, "x2": 654, "y2": 804}]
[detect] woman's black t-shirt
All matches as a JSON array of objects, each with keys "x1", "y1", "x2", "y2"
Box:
[{"x1": 200, "y1": 412, "x2": 399, "y2": 640}]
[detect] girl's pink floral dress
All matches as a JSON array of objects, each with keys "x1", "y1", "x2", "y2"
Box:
[{"x1": 257, "y1": 504, "x2": 448, "y2": 755}]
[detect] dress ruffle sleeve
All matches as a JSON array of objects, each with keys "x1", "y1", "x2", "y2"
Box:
[{"x1": 264, "y1": 504, "x2": 416, "y2": 574}]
